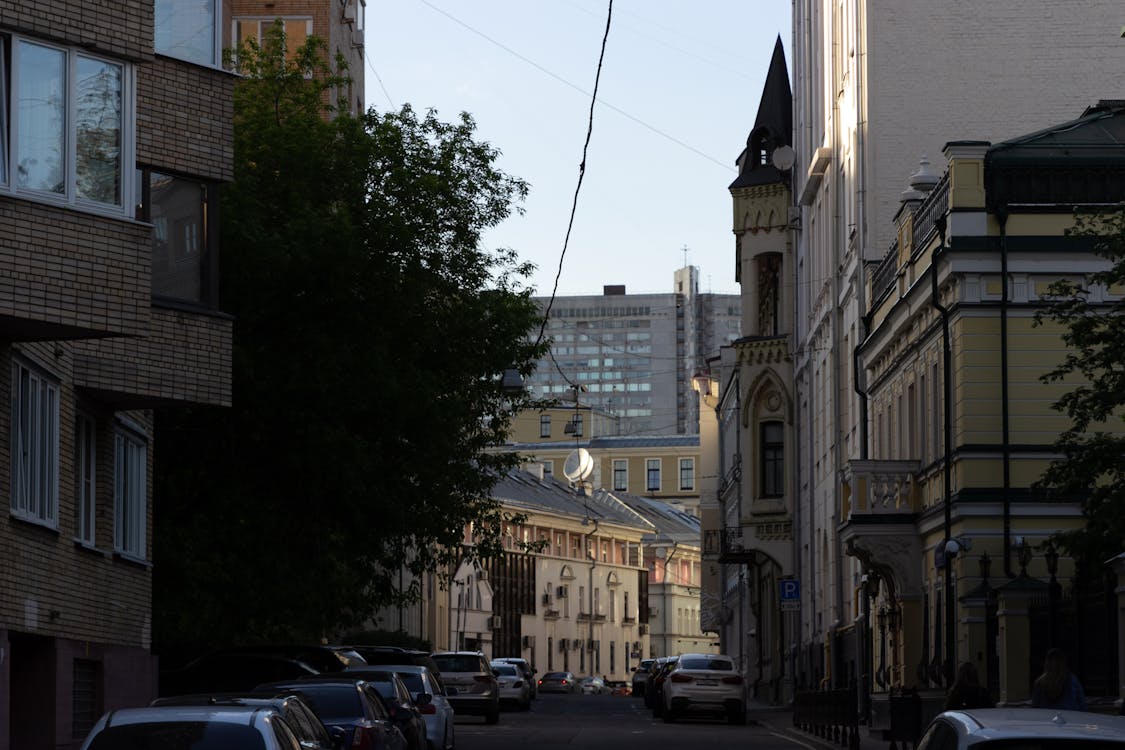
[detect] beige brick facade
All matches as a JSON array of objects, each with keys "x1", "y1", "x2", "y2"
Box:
[{"x1": 1, "y1": 2, "x2": 233, "y2": 747}]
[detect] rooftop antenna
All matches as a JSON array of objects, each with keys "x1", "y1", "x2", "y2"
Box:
[{"x1": 681, "y1": 244, "x2": 689, "y2": 268}]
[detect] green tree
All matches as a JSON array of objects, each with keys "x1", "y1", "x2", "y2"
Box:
[
  {"x1": 153, "y1": 25, "x2": 546, "y2": 649},
  {"x1": 1035, "y1": 207, "x2": 1125, "y2": 574}
]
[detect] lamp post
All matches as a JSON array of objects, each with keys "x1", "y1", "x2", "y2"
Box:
[
  {"x1": 943, "y1": 538, "x2": 961, "y2": 687},
  {"x1": 1044, "y1": 542, "x2": 1061, "y2": 648}
]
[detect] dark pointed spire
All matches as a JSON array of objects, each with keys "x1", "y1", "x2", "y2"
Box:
[{"x1": 730, "y1": 35, "x2": 793, "y2": 189}]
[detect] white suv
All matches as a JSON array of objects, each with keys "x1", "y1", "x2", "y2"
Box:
[{"x1": 661, "y1": 653, "x2": 745, "y2": 724}]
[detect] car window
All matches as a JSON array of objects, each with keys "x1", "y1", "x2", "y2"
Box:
[
  {"x1": 396, "y1": 673, "x2": 425, "y2": 693},
  {"x1": 543, "y1": 672, "x2": 568, "y2": 680},
  {"x1": 918, "y1": 719, "x2": 957, "y2": 750},
  {"x1": 87, "y1": 721, "x2": 268, "y2": 750},
  {"x1": 432, "y1": 655, "x2": 489, "y2": 672},
  {"x1": 680, "y1": 657, "x2": 735, "y2": 670},
  {"x1": 284, "y1": 685, "x2": 360, "y2": 720},
  {"x1": 271, "y1": 716, "x2": 303, "y2": 750},
  {"x1": 361, "y1": 685, "x2": 391, "y2": 720},
  {"x1": 493, "y1": 665, "x2": 518, "y2": 676},
  {"x1": 289, "y1": 701, "x2": 330, "y2": 745},
  {"x1": 425, "y1": 672, "x2": 441, "y2": 694}
]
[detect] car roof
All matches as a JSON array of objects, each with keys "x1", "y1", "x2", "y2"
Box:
[
  {"x1": 941, "y1": 708, "x2": 1125, "y2": 742},
  {"x1": 103, "y1": 705, "x2": 278, "y2": 727}
]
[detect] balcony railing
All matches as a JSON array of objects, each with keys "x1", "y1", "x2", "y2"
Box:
[
  {"x1": 702, "y1": 527, "x2": 772, "y2": 565},
  {"x1": 842, "y1": 459, "x2": 921, "y2": 520},
  {"x1": 912, "y1": 172, "x2": 949, "y2": 250}
]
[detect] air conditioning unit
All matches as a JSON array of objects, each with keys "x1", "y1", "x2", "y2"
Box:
[
  {"x1": 486, "y1": 616, "x2": 498, "y2": 629},
  {"x1": 541, "y1": 593, "x2": 551, "y2": 606},
  {"x1": 558, "y1": 638, "x2": 568, "y2": 651},
  {"x1": 351, "y1": 29, "x2": 364, "y2": 47},
  {"x1": 342, "y1": 1, "x2": 356, "y2": 22},
  {"x1": 633, "y1": 641, "x2": 641, "y2": 650},
  {"x1": 522, "y1": 635, "x2": 536, "y2": 649},
  {"x1": 638, "y1": 624, "x2": 648, "y2": 635}
]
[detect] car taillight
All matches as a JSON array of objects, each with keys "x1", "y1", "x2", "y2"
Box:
[
  {"x1": 420, "y1": 703, "x2": 437, "y2": 715},
  {"x1": 670, "y1": 674, "x2": 693, "y2": 683},
  {"x1": 538, "y1": 679, "x2": 543, "y2": 685},
  {"x1": 722, "y1": 675, "x2": 744, "y2": 685},
  {"x1": 352, "y1": 722, "x2": 376, "y2": 750},
  {"x1": 561, "y1": 680, "x2": 568, "y2": 685}
]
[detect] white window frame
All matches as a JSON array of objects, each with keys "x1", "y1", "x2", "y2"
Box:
[
  {"x1": 1, "y1": 34, "x2": 136, "y2": 217},
  {"x1": 76, "y1": 412, "x2": 97, "y2": 545},
  {"x1": 612, "y1": 459, "x2": 628, "y2": 491},
  {"x1": 113, "y1": 426, "x2": 147, "y2": 560},
  {"x1": 154, "y1": 0, "x2": 224, "y2": 68},
  {"x1": 10, "y1": 359, "x2": 60, "y2": 528},
  {"x1": 645, "y1": 458, "x2": 661, "y2": 492},
  {"x1": 678, "y1": 457, "x2": 695, "y2": 491}
]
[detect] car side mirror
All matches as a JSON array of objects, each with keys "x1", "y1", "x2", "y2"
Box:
[{"x1": 415, "y1": 692, "x2": 432, "y2": 707}]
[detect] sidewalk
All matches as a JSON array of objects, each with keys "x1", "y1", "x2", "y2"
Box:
[{"x1": 745, "y1": 700, "x2": 860, "y2": 750}]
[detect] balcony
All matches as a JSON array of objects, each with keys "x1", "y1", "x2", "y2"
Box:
[
  {"x1": 707, "y1": 527, "x2": 773, "y2": 565},
  {"x1": 842, "y1": 459, "x2": 920, "y2": 520},
  {"x1": 543, "y1": 608, "x2": 560, "y2": 620}
]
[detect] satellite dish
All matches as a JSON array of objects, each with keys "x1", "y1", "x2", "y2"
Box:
[
  {"x1": 562, "y1": 448, "x2": 594, "y2": 482},
  {"x1": 771, "y1": 145, "x2": 796, "y2": 171}
]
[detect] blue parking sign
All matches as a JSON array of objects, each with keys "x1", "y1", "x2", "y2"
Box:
[{"x1": 780, "y1": 579, "x2": 800, "y2": 600}]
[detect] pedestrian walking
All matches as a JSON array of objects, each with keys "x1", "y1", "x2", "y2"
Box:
[
  {"x1": 1032, "y1": 648, "x2": 1087, "y2": 711},
  {"x1": 944, "y1": 662, "x2": 994, "y2": 710}
]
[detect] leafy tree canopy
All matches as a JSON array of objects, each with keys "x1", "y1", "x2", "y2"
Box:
[
  {"x1": 1034, "y1": 207, "x2": 1125, "y2": 575},
  {"x1": 154, "y1": 25, "x2": 547, "y2": 649}
]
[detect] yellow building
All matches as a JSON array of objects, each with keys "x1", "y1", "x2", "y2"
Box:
[{"x1": 850, "y1": 103, "x2": 1125, "y2": 715}]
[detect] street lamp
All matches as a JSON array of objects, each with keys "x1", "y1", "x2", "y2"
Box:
[{"x1": 1015, "y1": 537, "x2": 1032, "y2": 576}]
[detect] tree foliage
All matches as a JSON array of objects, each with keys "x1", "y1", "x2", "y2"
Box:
[
  {"x1": 153, "y1": 26, "x2": 547, "y2": 649},
  {"x1": 1034, "y1": 207, "x2": 1125, "y2": 574}
]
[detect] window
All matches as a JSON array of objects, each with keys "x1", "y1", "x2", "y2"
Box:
[
  {"x1": 679, "y1": 457, "x2": 695, "y2": 491},
  {"x1": 645, "y1": 458, "x2": 661, "y2": 492},
  {"x1": 539, "y1": 414, "x2": 551, "y2": 438},
  {"x1": 72, "y1": 659, "x2": 101, "y2": 739},
  {"x1": 11, "y1": 360, "x2": 60, "y2": 527},
  {"x1": 135, "y1": 168, "x2": 217, "y2": 306},
  {"x1": 155, "y1": 0, "x2": 221, "y2": 67},
  {"x1": 613, "y1": 459, "x2": 627, "y2": 491},
  {"x1": 76, "y1": 414, "x2": 97, "y2": 545},
  {"x1": 233, "y1": 17, "x2": 311, "y2": 61},
  {"x1": 114, "y1": 428, "x2": 147, "y2": 559},
  {"x1": 572, "y1": 413, "x2": 584, "y2": 437},
  {"x1": 761, "y1": 421, "x2": 784, "y2": 497},
  {"x1": 1, "y1": 36, "x2": 134, "y2": 214},
  {"x1": 542, "y1": 461, "x2": 553, "y2": 477}
]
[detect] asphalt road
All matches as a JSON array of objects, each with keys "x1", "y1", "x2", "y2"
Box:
[{"x1": 455, "y1": 693, "x2": 819, "y2": 750}]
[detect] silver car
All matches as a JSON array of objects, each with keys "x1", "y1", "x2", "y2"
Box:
[
  {"x1": 80, "y1": 705, "x2": 305, "y2": 750},
  {"x1": 661, "y1": 653, "x2": 745, "y2": 724},
  {"x1": 920, "y1": 708, "x2": 1125, "y2": 750},
  {"x1": 490, "y1": 662, "x2": 531, "y2": 710},
  {"x1": 377, "y1": 665, "x2": 455, "y2": 750}
]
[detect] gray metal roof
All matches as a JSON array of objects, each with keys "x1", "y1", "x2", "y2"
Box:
[{"x1": 490, "y1": 470, "x2": 654, "y2": 531}]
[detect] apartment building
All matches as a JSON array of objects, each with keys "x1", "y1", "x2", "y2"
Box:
[
  {"x1": 231, "y1": 0, "x2": 365, "y2": 115},
  {"x1": 529, "y1": 266, "x2": 740, "y2": 436},
  {"x1": 0, "y1": 2, "x2": 233, "y2": 747}
]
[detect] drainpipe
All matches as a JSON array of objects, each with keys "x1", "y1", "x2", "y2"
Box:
[
  {"x1": 930, "y1": 217, "x2": 954, "y2": 686},
  {"x1": 585, "y1": 518, "x2": 601, "y2": 669},
  {"x1": 998, "y1": 210, "x2": 1013, "y2": 578}
]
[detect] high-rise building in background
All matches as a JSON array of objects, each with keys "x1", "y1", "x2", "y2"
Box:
[{"x1": 528, "y1": 267, "x2": 740, "y2": 436}]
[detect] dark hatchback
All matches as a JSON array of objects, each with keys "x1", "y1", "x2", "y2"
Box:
[
  {"x1": 350, "y1": 646, "x2": 446, "y2": 692},
  {"x1": 256, "y1": 677, "x2": 407, "y2": 750}
]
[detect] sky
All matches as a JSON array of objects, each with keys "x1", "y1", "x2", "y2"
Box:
[{"x1": 366, "y1": 0, "x2": 792, "y2": 297}]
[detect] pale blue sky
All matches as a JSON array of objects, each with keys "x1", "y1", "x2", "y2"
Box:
[{"x1": 366, "y1": 1, "x2": 791, "y2": 296}]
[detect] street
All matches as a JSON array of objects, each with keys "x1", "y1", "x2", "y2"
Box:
[{"x1": 455, "y1": 694, "x2": 816, "y2": 750}]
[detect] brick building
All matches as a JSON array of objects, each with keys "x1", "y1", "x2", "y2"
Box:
[
  {"x1": 0, "y1": 2, "x2": 233, "y2": 748},
  {"x1": 230, "y1": 0, "x2": 365, "y2": 116}
]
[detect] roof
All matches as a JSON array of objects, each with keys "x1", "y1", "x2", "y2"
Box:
[
  {"x1": 941, "y1": 708, "x2": 1125, "y2": 742},
  {"x1": 730, "y1": 36, "x2": 793, "y2": 190},
  {"x1": 503, "y1": 435, "x2": 700, "y2": 452},
  {"x1": 489, "y1": 470, "x2": 654, "y2": 531},
  {"x1": 606, "y1": 491, "x2": 700, "y2": 542}
]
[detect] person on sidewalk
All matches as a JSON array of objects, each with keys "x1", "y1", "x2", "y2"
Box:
[
  {"x1": 1032, "y1": 648, "x2": 1087, "y2": 711},
  {"x1": 944, "y1": 662, "x2": 994, "y2": 710}
]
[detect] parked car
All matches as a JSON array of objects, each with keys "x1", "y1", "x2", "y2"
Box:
[
  {"x1": 491, "y1": 662, "x2": 532, "y2": 709},
  {"x1": 631, "y1": 659, "x2": 655, "y2": 697},
  {"x1": 350, "y1": 646, "x2": 446, "y2": 692},
  {"x1": 256, "y1": 677, "x2": 407, "y2": 750},
  {"x1": 647, "y1": 657, "x2": 679, "y2": 716},
  {"x1": 660, "y1": 653, "x2": 745, "y2": 724},
  {"x1": 79, "y1": 705, "x2": 304, "y2": 750},
  {"x1": 492, "y1": 657, "x2": 537, "y2": 699},
  {"x1": 579, "y1": 676, "x2": 608, "y2": 695},
  {"x1": 352, "y1": 671, "x2": 429, "y2": 750},
  {"x1": 371, "y1": 665, "x2": 455, "y2": 750},
  {"x1": 537, "y1": 671, "x2": 578, "y2": 694},
  {"x1": 430, "y1": 651, "x2": 500, "y2": 724},
  {"x1": 159, "y1": 652, "x2": 320, "y2": 696},
  {"x1": 150, "y1": 693, "x2": 338, "y2": 749},
  {"x1": 920, "y1": 708, "x2": 1125, "y2": 750}
]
